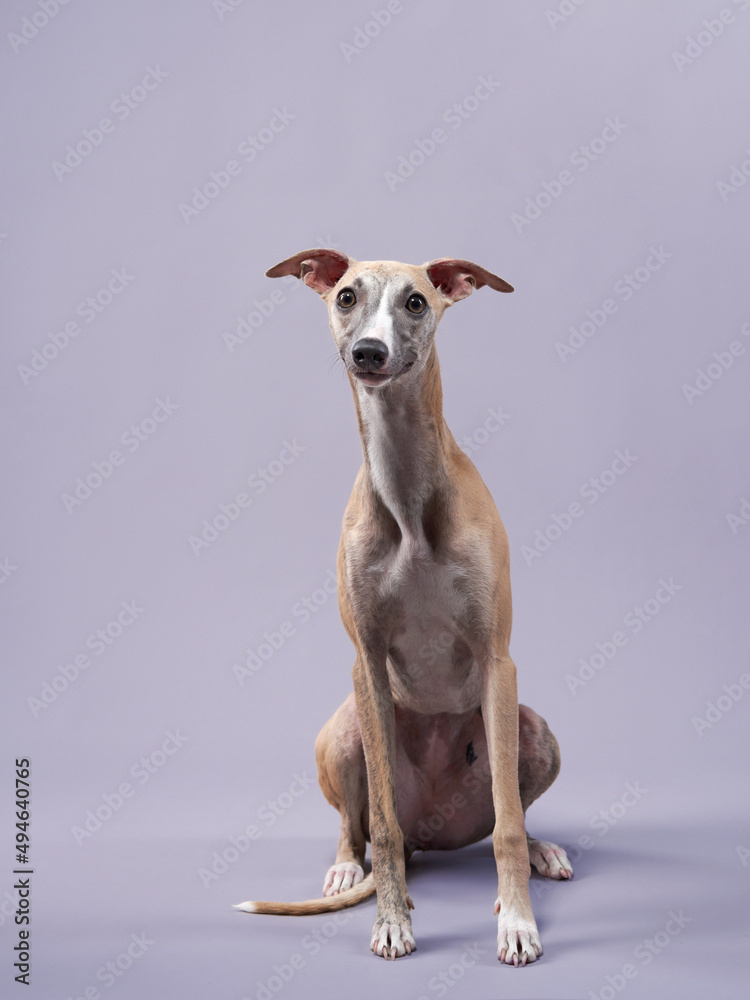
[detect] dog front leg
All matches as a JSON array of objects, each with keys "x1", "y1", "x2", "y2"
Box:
[
  {"x1": 351, "y1": 649, "x2": 416, "y2": 960},
  {"x1": 481, "y1": 651, "x2": 542, "y2": 966}
]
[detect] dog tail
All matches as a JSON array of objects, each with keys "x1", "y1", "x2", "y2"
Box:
[{"x1": 233, "y1": 872, "x2": 375, "y2": 916}]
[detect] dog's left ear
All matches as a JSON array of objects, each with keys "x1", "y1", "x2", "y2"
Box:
[
  {"x1": 265, "y1": 248, "x2": 353, "y2": 296},
  {"x1": 424, "y1": 258, "x2": 514, "y2": 303}
]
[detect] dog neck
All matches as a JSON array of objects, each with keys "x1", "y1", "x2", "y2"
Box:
[{"x1": 349, "y1": 346, "x2": 454, "y2": 543}]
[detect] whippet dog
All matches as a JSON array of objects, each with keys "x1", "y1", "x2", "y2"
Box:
[{"x1": 235, "y1": 249, "x2": 572, "y2": 964}]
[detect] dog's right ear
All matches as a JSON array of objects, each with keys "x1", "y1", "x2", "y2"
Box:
[{"x1": 265, "y1": 248, "x2": 353, "y2": 296}]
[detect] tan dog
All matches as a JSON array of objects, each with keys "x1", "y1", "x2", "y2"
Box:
[{"x1": 235, "y1": 249, "x2": 572, "y2": 964}]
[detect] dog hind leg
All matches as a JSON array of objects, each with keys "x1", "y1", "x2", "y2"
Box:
[
  {"x1": 518, "y1": 704, "x2": 573, "y2": 880},
  {"x1": 315, "y1": 693, "x2": 369, "y2": 895}
]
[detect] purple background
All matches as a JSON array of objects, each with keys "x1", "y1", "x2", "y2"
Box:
[{"x1": 2, "y1": 1, "x2": 749, "y2": 997}]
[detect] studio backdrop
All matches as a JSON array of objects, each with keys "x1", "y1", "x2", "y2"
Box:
[{"x1": 2, "y1": 1, "x2": 748, "y2": 998}]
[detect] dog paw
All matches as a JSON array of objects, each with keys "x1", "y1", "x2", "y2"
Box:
[
  {"x1": 323, "y1": 862, "x2": 365, "y2": 896},
  {"x1": 370, "y1": 914, "x2": 416, "y2": 959},
  {"x1": 528, "y1": 838, "x2": 574, "y2": 880},
  {"x1": 495, "y1": 902, "x2": 542, "y2": 966}
]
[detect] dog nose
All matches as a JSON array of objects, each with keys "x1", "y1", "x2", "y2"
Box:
[{"x1": 351, "y1": 338, "x2": 389, "y2": 371}]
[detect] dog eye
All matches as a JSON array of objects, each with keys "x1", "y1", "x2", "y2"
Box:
[
  {"x1": 405, "y1": 294, "x2": 426, "y2": 314},
  {"x1": 337, "y1": 289, "x2": 357, "y2": 308}
]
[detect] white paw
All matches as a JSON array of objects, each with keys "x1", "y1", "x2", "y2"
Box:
[
  {"x1": 370, "y1": 916, "x2": 416, "y2": 959},
  {"x1": 495, "y1": 902, "x2": 542, "y2": 966},
  {"x1": 323, "y1": 862, "x2": 364, "y2": 896},
  {"x1": 528, "y1": 838, "x2": 574, "y2": 880}
]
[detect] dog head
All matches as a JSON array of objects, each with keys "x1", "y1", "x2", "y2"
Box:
[{"x1": 265, "y1": 249, "x2": 513, "y2": 388}]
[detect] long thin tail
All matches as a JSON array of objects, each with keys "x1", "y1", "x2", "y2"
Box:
[{"x1": 233, "y1": 872, "x2": 375, "y2": 916}]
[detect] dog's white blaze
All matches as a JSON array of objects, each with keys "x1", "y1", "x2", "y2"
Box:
[
  {"x1": 351, "y1": 272, "x2": 399, "y2": 355},
  {"x1": 364, "y1": 293, "x2": 397, "y2": 355}
]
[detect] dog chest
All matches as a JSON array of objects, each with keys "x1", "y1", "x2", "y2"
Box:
[{"x1": 380, "y1": 543, "x2": 483, "y2": 712}]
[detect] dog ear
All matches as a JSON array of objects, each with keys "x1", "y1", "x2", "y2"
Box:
[
  {"x1": 265, "y1": 248, "x2": 353, "y2": 295},
  {"x1": 424, "y1": 258, "x2": 514, "y2": 302}
]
